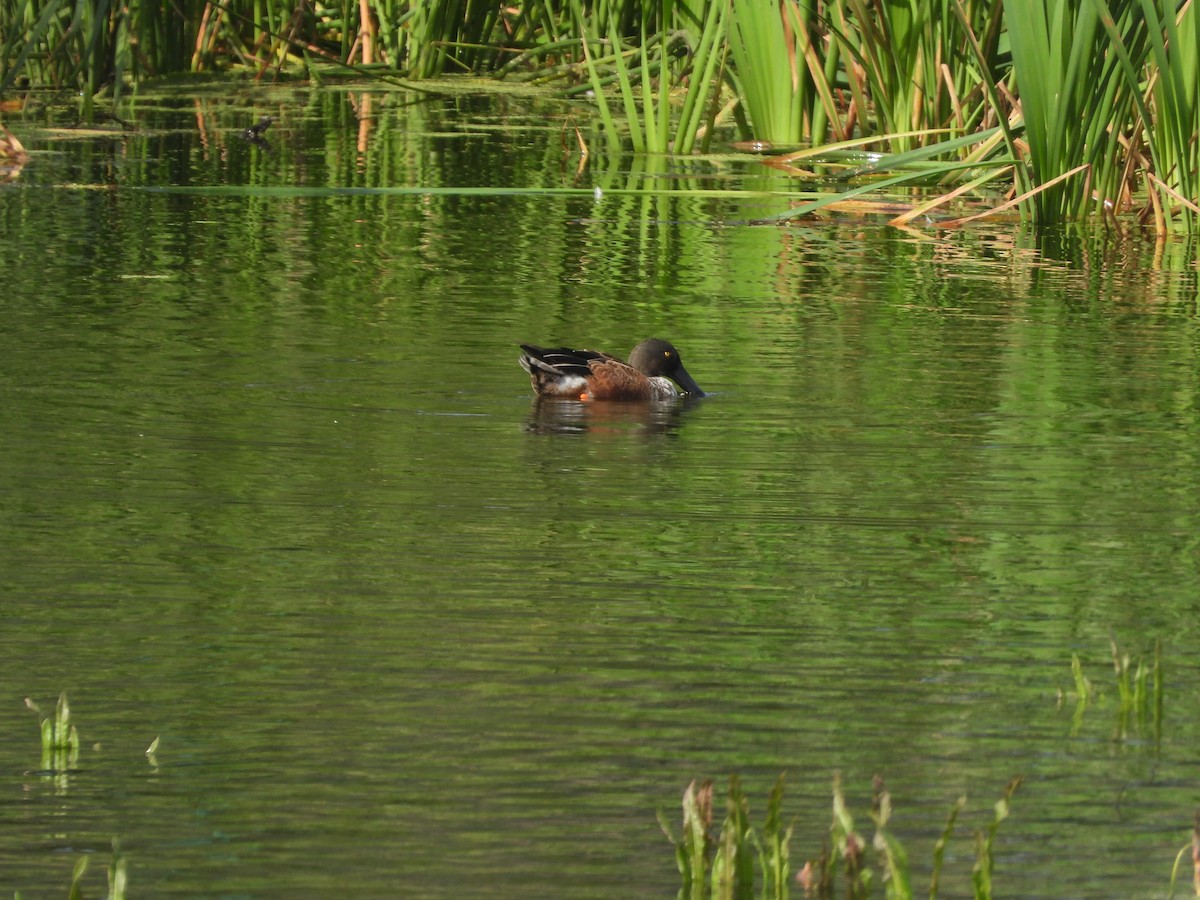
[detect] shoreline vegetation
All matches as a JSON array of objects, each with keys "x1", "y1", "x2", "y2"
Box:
[{"x1": 1, "y1": 1, "x2": 1198, "y2": 232}]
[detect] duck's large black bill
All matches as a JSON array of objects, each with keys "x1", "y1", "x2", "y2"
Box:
[{"x1": 673, "y1": 364, "x2": 705, "y2": 397}]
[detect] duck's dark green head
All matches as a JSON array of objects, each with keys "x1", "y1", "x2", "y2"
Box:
[{"x1": 629, "y1": 338, "x2": 705, "y2": 397}]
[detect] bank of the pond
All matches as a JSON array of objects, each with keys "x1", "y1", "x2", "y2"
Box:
[{"x1": 3, "y1": 1, "x2": 1199, "y2": 231}]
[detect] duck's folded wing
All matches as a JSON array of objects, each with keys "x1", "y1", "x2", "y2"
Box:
[{"x1": 519, "y1": 345, "x2": 609, "y2": 378}]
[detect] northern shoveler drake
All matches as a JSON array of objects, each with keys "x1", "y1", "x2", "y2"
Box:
[{"x1": 518, "y1": 338, "x2": 705, "y2": 401}]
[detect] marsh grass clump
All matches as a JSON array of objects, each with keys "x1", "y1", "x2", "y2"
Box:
[
  {"x1": 25, "y1": 692, "x2": 80, "y2": 774},
  {"x1": 659, "y1": 775, "x2": 789, "y2": 900},
  {"x1": 1110, "y1": 636, "x2": 1163, "y2": 739},
  {"x1": 12, "y1": 839, "x2": 126, "y2": 900},
  {"x1": 14, "y1": 695, "x2": 129, "y2": 900},
  {"x1": 1060, "y1": 637, "x2": 1163, "y2": 741},
  {"x1": 662, "y1": 773, "x2": 1022, "y2": 900}
]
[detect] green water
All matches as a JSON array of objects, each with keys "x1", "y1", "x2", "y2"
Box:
[{"x1": 1, "y1": 85, "x2": 1199, "y2": 898}]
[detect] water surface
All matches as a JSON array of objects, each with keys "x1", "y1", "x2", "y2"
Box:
[{"x1": 1, "y1": 85, "x2": 1199, "y2": 898}]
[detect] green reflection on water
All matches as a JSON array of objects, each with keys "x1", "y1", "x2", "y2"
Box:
[{"x1": 0, "y1": 87, "x2": 1197, "y2": 898}]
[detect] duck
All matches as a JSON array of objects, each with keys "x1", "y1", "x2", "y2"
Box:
[{"x1": 518, "y1": 338, "x2": 705, "y2": 401}]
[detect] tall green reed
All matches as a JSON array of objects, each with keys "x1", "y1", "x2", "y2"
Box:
[
  {"x1": 0, "y1": 0, "x2": 396, "y2": 101},
  {"x1": 573, "y1": 0, "x2": 726, "y2": 154},
  {"x1": 1095, "y1": 0, "x2": 1200, "y2": 231},
  {"x1": 726, "y1": 0, "x2": 831, "y2": 146},
  {"x1": 405, "y1": 0, "x2": 507, "y2": 78},
  {"x1": 1002, "y1": 0, "x2": 1150, "y2": 224},
  {"x1": 833, "y1": 0, "x2": 956, "y2": 150},
  {"x1": 724, "y1": 0, "x2": 1005, "y2": 150}
]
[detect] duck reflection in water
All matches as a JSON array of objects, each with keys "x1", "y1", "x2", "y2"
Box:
[{"x1": 523, "y1": 394, "x2": 705, "y2": 435}]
